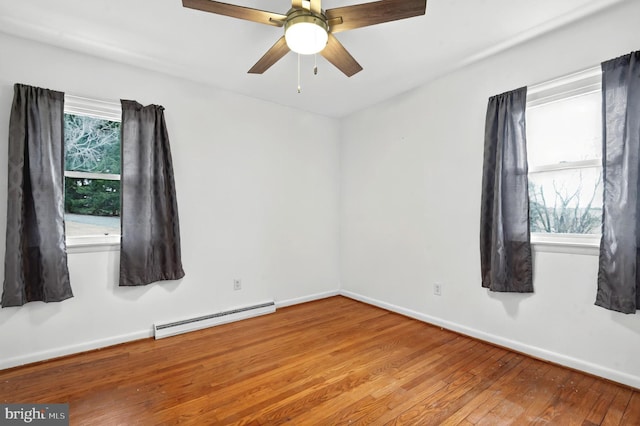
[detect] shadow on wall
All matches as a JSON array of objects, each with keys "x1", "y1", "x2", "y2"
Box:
[
  {"x1": 106, "y1": 249, "x2": 182, "y2": 302},
  {"x1": 486, "y1": 290, "x2": 534, "y2": 318},
  {"x1": 0, "y1": 297, "x2": 66, "y2": 327},
  {"x1": 610, "y1": 307, "x2": 640, "y2": 335}
]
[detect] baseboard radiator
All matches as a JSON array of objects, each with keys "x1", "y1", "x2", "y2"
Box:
[{"x1": 153, "y1": 300, "x2": 276, "y2": 339}]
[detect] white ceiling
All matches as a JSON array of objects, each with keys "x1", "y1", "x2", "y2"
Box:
[{"x1": 0, "y1": 0, "x2": 626, "y2": 117}]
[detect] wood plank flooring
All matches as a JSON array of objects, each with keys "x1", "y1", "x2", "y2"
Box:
[{"x1": 0, "y1": 296, "x2": 638, "y2": 425}]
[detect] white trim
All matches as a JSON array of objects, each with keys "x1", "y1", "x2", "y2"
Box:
[
  {"x1": 527, "y1": 66, "x2": 601, "y2": 108},
  {"x1": 528, "y1": 66, "x2": 600, "y2": 94},
  {"x1": 4, "y1": 289, "x2": 638, "y2": 389},
  {"x1": 65, "y1": 170, "x2": 120, "y2": 181},
  {"x1": 531, "y1": 233, "x2": 600, "y2": 255},
  {"x1": 527, "y1": 68, "x2": 603, "y2": 254},
  {"x1": 339, "y1": 290, "x2": 640, "y2": 390},
  {"x1": 0, "y1": 330, "x2": 151, "y2": 371},
  {"x1": 529, "y1": 159, "x2": 601, "y2": 174},
  {"x1": 66, "y1": 235, "x2": 120, "y2": 253},
  {"x1": 64, "y1": 94, "x2": 121, "y2": 121},
  {"x1": 63, "y1": 94, "x2": 122, "y2": 247},
  {"x1": 0, "y1": 292, "x2": 340, "y2": 370},
  {"x1": 275, "y1": 289, "x2": 340, "y2": 308}
]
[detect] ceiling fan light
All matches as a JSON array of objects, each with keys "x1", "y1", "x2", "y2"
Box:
[{"x1": 285, "y1": 15, "x2": 328, "y2": 55}]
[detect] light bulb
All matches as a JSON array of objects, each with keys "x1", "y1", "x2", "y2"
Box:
[{"x1": 285, "y1": 16, "x2": 328, "y2": 55}]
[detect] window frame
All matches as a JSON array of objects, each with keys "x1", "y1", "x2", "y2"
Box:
[
  {"x1": 526, "y1": 67, "x2": 602, "y2": 254},
  {"x1": 64, "y1": 95, "x2": 122, "y2": 251}
]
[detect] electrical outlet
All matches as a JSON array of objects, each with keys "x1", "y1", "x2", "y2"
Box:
[
  {"x1": 233, "y1": 279, "x2": 241, "y2": 291},
  {"x1": 434, "y1": 283, "x2": 442, "y2": 296}
]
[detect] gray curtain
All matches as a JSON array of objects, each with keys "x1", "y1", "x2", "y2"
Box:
[
  {"x1": 119, "y1": 100, "x2": 184, "y2": 286},
  {"x1": 480, "y1": 87, "x2": 533, "y2": 292},
  {"x1": 2, "y1": 84, "x2": 73, "y2": 307},
  {"x1": 596, "y1": 51, "x2": 640, "y2": 314}
]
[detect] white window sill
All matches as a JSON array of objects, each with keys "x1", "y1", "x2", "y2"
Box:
[
  {"x1": 66, "y1": 235, "x2": 120, "y2": 253},
  {"x1": 531, "y1": 233, "x2": 600, "y2": 256}
]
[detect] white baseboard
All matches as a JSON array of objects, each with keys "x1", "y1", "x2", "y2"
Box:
[
  {"x1": 0, "y1": 330, "x2": 152, "y2": 371},
  {"x1": 0, "y1": 290, "x2": 341, "y2": 371},
  {"x1": 340, "y1": 290, "x2": 640, "y2": 390},
  {"x1": 6, "y1": 288, "x2": 638, "y2": 390},
  {"x1": 275, "y1": 289, "x2": 340, "y2": 308}
]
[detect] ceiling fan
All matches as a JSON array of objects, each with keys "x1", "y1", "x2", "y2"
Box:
[{"x1": 182, "y1": 0, "x2": 427, "y2": 77}]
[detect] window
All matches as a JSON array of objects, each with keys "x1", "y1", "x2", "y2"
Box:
[
  {"x1": 526, "y1": 68, "x2": 603, "y2": 248},
  {"x1": 63, "y1": 95, "x2": 121, "y2": 246}
]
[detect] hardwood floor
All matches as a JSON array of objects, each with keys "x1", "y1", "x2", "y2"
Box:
[{"x1": 1, "y1": 296, "x2": 638, "y2": 425}]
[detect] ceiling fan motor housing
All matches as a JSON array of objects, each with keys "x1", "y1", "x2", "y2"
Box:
[{"x1": 284, "y1": 9, "x2": 329, "y2": 55}]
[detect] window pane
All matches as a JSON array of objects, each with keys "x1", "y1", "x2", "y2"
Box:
[
  {"x1": 529, "y1": 167, "x2": 602, "y2": 234},
  {"x1": 527, "y1": 91, "x2": 601, "y2": 167},
  {"x1": 64, "y1": 177, "x2": 120, "y2": 236},
  {"x1": 64, "y1": 114, "x2": 121, "y2": 174}
]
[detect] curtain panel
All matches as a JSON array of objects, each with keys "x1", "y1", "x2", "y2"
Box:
[
  {"x1": 480, "y1": 87, "x2": 533, "y2": 293},
  {"x1": 119, "y1": 100, "x2": 185, "y2": 286},
  {"x1": 2, "y1": 84, "x2": 72, "y2": 307},
  {"x1": 596, "y1": 50, "x2": 640, "y2": 314}
]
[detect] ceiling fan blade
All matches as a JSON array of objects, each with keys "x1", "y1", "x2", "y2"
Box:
[
  {"x1": 182, "y1": 0, "x2": 287, "y2": 27},
  {"x1": 325, "y1": 0, "x2": 426, "y2": 33},
  {"x1": 248, "y1": 36, "x2": 291, "y2": 74},
  {"x1": 320, "y1": 34, "x2": 363, "y2": 77}
]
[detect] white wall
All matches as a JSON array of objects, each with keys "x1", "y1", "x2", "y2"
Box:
[
  {"x1": 0, "y1": 33, "x2": 341, "y2": 368},
  {"x1": 2, "y1": 1, "x2": 640, "y2": 390},
  {"x1": 340, "y1": 1, "x2": 640, "y2": 389}
]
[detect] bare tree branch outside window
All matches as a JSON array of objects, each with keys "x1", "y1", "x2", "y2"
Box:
[
  {"x1": 63, "y1": 114, "x2": 121, "y2": 217},
  {"x1": 64, "y1": 114, "x2": 120, "y2": 174},
  {"x1": 529, "y1": 170, "x2": 602, "y2": 234}
]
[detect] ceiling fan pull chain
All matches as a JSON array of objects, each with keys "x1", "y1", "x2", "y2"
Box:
[
  {"x1": 297, "y1": 53, "x2": 302, "y2": 93},
  {"x1": 314, "y1": 54, "x2": 318, "y2": 75}
]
